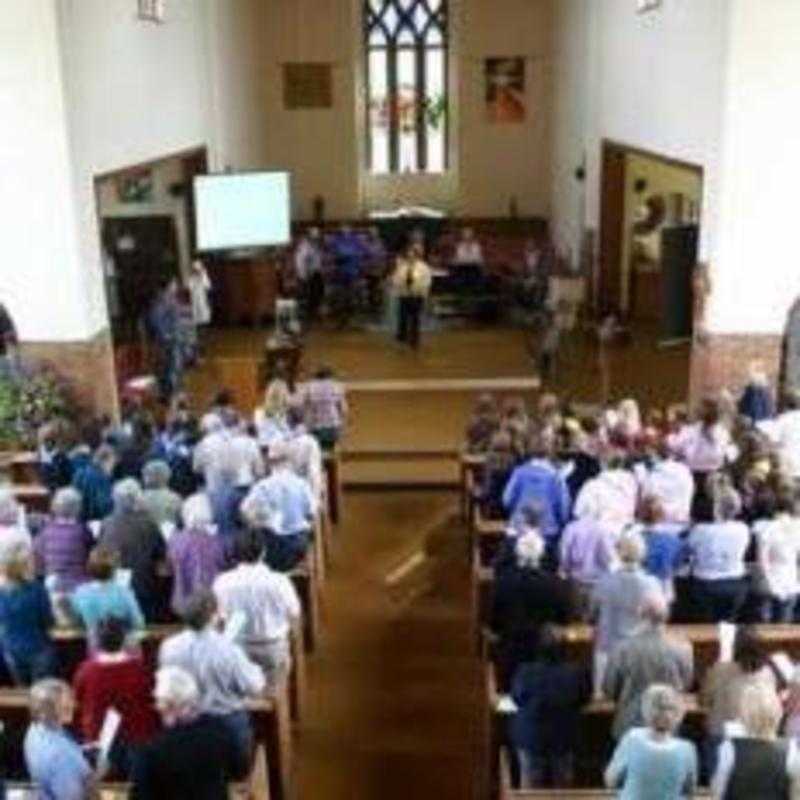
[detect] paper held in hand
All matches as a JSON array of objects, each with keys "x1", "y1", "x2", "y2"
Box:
[{"x1": 718, "y1": 622, "x2": 736, "y2": 663}]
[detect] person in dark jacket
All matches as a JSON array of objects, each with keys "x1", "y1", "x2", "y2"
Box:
[
  {"x1": 131, "y1": 665, "x2": 247, "y2": 800},
  {"x1": 72, "y1": 445, "x2": 116, "y2": 522},
  {"x1": 99, "y1": 479, "x2": 167, "y2": 622},
  {"x1": 737, "y1": 363, "x2": 775, "y2": 424},
  {"x1": 510, "y1": 624, "x2": 591, "y2": 789},
  {"x1": 491, "y1": 530, "x2": 575, "y2": 691}
]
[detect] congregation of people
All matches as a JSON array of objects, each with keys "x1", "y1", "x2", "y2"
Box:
[
  {"x1": 0, "y1": 367, "x2": 348, "y2": 798},
  {"x1": 466, "y1": 368, "x2": 800, "y2": 798}
]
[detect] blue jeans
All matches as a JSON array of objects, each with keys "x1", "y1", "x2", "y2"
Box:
[
  {"x1": 693, "y1": 577, "x2": 747, "y2": 623},
  {"x1": 216, "y1": 710, "x2": 254, "y2": 781},
  {"x1": 761, "y1": 595, "x2": 797, "y2": 623},
  {"x1": 263, "y1": 529, "x2": 310, "y2": 573},
  {"x1": 3, "y1": 645, "x2": 58, "y2": 686}
]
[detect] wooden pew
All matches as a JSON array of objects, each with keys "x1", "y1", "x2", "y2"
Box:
[
  {"x1": 473, "y1": 505, "x2": 506, "y2": 565},
  {"x1": 11, "y1": 485, "x2": 50, "y2": 514},
  {"x1": 0, "y1": 451, "x2": 40, "y2": 485},
  {"x1": 460, "y1": 452, "x2": 485, "y2": 523},
  {"x1": 291, "y1": 558, "x2": 322, "y2": 653},
  {"x1": 497, "y1": 749, "x2": 710, "y2": 800},
  {"x1": 323, "y1": 449, "x2": 342, "y2": 525},
  {"x1": 50, "y1": 622, "x2": 308, "y2": 725},
  {"x1": 5, "y1": 745, "x2": 270, "y2": 799},
  {"x1": 0, "y1": 686, "x2": 289, "y2": 800}
]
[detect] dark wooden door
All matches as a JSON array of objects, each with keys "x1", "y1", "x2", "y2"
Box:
[
  {"x1": 102, "y1": 215, "x2": 179, "y2": 342},
  {"x1": 661, "y1": 225, "x2": 698, "y2": 341},
  {"x1": 598, "y1": 144, "x2": 627, "y2": 314}
]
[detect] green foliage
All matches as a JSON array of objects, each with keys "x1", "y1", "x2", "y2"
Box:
[{"x1": 423, "y1": 94, "x2": 447, "y2": 130}]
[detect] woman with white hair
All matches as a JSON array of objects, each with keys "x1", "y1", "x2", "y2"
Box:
[
  {"x1": 141, "y1": 459, "x2": 182, "y2": 527},
  {"x1": 605, "y1": 684, "x2": 698, "y2": 800},
  {"x1": 591, "y1": 529, "x2": 664, "y2": 697},
  {"x1": 131, "y1": 665, "x2": 249, "y2": 798},
  {"x1": 711, "y1": 683, "x2": 800, "y2": 799},
  {"x1": 24, "y1": 678, "x2": 96, "y2": 800},
  {"x1": 34, "y1": 487, "x2": 93, "y2": 593},
  {"x1": 99, "y1": 478, "x2": 166, "y2": 622},
  {"x1": 490, "y1": 530, "x2": 576, "y2": 691},
  {"x1": 166, "y1": 494, "x2": 226, "y2": 617},
  {"x1": 687, "y1": 475, "x2": 750, "y2": 622}
]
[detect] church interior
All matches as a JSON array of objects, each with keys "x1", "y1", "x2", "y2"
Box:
[{"x1": 2, "y1": 1, "x2": 800, "y2": 799}]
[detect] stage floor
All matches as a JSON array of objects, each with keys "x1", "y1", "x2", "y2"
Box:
[{"x1": 186, "y1": 323, "x2": 690, "y2": 482}]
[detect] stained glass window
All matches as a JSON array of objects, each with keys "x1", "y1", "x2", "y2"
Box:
[{"x1": 364, "y1": 0, "x2": 449, "y2": 174}]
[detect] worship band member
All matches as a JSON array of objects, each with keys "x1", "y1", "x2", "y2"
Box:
[{"x1": 393, "y1": 243, "x2": 432, "y2": 350}]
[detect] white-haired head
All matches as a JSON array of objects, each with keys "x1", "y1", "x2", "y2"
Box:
[
  {"x1": 51, "y1": 487, "x2": 82, "y2": 521},
  {"x1": 153, "y1": 666, "x2": 200, "y2": 726},
  {"x1": 515, "y1": 530, "x2": 545, "y2": 570},
  {"x1": 182, "y1": 493, "x2": 214, "y2": 530},
  {"x1": 0, "y1": 489, "x2": 22, "y2": 527},
  {"x1": 641, "y1": 684, "x2": 684, "y2": 734},
  {"x1": 201, "y1": 413, "x2": 223, "y2": 434},
  {"x1": 616, "y1": 528, "x2": 646, "y2": 566},
  {"x1": 112, "y1": 478, "x2": 144, "y2": 513}
]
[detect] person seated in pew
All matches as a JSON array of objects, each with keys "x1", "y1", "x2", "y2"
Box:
[
  {"x1": 509, "y1": 624, "x2": 591, "y2": 789},
  {"x1": 159, "y1": 590, "x2": 265, "y2": 775},
  {"x1": 34, "y1": 487, "x2": 94, "y2": 595},
  {"x1": 602, "y1": 594, "x2": 693, "y2": 741},
  {"x1": 591, "y1": 530, "x2": 666, "y2": 699},
  {"x1": 686, "y1": 475, "x2": 750, "y2": 624},
  {"x1": 477, "y1": 430, "x2": 516, "y2": 520},
  {"x1": 70, "y1": 545, "x2": 145, "y2": 647},
  {"x1": 700, "y1": 626, "x2": 779, "y2": 780},
  {"x1": 167, "y1": 494, "x2": 227, "y2": 618},
  {"x1": 73, "y1": 616, "x2": 160, "y2": 779},
  {"x1": 131, "y1": 665, "x2": 248, "y2": 800},
  {"x1": 502, "y1": 431, "x2": 571, "y2": 567},
  {"x1": 297, "y1": 366, "x2": 349, "y2": 451},
  {"x1": 241, "y1": 451, "x2": 316, "y2": 573},
  {"x1": 0, "y1": 543, "x2": 57, "y2": 686},
  {"x1": 25, "y1": 678, "x2": 97, "y2": 800},
  {"x1": 464, "y1": 393, "x2": 500, "y2": 455},
  {"x1": 490, "y1": 530, "x2": 576, "y2": 692},
  {"x1": 141, "y1": 460, "x2": 182, "y2": 528},
  {"x1": 604, "y1": 684, "x2": 698, "y2": 800},
  {"x1": 711, "y1": 683, "x2": 800, "y2": 800},
  {"x1": 71, "y1": 444, "x2": 116, "y2": 523},
  {"x1": 213, "y1": 529, "x2": 301, "y2": 689},
  {"x1": 99, "y1": 479, "x2": 167, "y2": 623},
  {"x1": 269, "y1": 405, "x2": 324, "y2": 504}
]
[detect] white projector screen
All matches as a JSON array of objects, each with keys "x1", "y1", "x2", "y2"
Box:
[{"x1": 194, "y1": 172, "x2": 291, "y2": 252}]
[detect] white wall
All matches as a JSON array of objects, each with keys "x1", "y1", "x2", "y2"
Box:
[
  {"x1": 551, "y1": 0, "x2": 729, "y2": 264},
  {"x1": 0, "y1": 0, "x2": 87, "y2": 342},
  {"x1": 705, "y1": 0, "x2": 800, "y2": 335}
]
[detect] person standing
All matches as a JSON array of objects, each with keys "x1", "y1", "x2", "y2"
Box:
[
  {"x1": 294, "y1": 228, "x2": 324, "y2": 321},
  {"x1": 393, "y1": 243, "x2": 432, "y2": 350},
  {"x1": 0, "y1": 301, "x2": 18, "y2": 376},
  {"x1": 188, "y1": 259, "x2": 212, "y2": 330}
]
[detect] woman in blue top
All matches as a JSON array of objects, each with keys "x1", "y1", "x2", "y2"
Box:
[
  {"x1": 70, "y1": 545, "x2": 144, "y2": 645},
  {"x1": 0, "y1": 543, "x2": 57, "y2": 685},
  {"x1": 605, "y1": 683, "x2": 698, "y2": 800}
]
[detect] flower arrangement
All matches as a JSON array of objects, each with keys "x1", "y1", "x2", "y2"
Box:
[{"x1": 0, "y1": 362, "x2": 78, "y2": 448}]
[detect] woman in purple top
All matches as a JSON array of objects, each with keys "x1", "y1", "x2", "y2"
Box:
[
  {"x1": 167, "y1": 494, "x2": 226, "y2": 618},
  {"x1": 34, "y1": 488, "x2": 94, "y2": 593}
]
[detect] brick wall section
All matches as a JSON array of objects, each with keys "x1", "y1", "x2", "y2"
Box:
[
  {"x1": 689, "y1": 333, "x2": 782, "y2": 407},
  {"x1": 18, "y1": 329, "x2": 118, "y2": 417}
]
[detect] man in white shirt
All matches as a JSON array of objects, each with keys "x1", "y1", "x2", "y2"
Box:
[
  {"x1": 214, "y1": 529, "x2": 301, "y2": 687},
  {"x1": 226, "y1": 412, "x2": 265, "y2": 489},
  {"x1": 294, "y1": 228, "x2": 324, "y2": 320},
  {"x1": 637, "y1": 452, "x2": 695, "y2": 524},
  {"x1": 193, "y1": 412, "x2": 264, "y2": 491},
  {"x1": 269, "y1": 406, "x2": 323, "y2": 503},
  {"x1": 759, "y1": 392, "x2": 800, "y2": 479}
]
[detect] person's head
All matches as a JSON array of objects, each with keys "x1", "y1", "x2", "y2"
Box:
[
  {"x1": 235, "y1": 528, "x2": 265, "y2": 564},
  {"x1": 29, "y1": 679, "x2": 75, "y2": 728},
  {"x1": 182, "y1": 589, "x2": 218, "y2": 631},
  {"x1": 784, "y1": 390, "x2": 800, "y2": 412},
  {"x1": 1, "y1": 543, "x2": 34, "y2": 585},
  {"x1": 50, "y1": 487, "x2": 82, "y2": 522},
  {"x1": 213, "y1": 389, "x2": 234, "y2": 410},
  {"x1": 94, "y1": 444, "x2": 117, "y2": 474},
  {"x1": 616, "y1": 529, "x2": 646, "y2": 567},
  {"x1": 617, "y1": 398, "x2": 641, "y2": 429},
  {"x1": 314, "y1": 365, "x2": 334, "y2": 381},
  {"x1": 739, "y1": 683, "x2": 783, "y2": 739},
  {"x1": 461, "y1": 227, "x2": 474, "y2": 241},
  {"x1": 112, "y1": 478, "x2": 144, "y2": 514},
  {"x1": 641, "y1": 684, "x2": 685, "y2": 736},
  {"x1": 153, "y1": 666, "x2": 200, "y2": 728},
  {"x1": 515, "y1": 530, "x2": 545, "y2": 571},
  {"x1": 142, "y1": 460, "x2": 171, "y2": 490},
  {"x1": 201, "y1": 412, "x2": 223, "y2": 435},
  {"x1": 536, "y1": 624, "x2": 565, "y2": 664},
  {"x1": 638, "y1": 494, "x2": 665, "y2": 526},
  {"x1": 638, "y1": 593, "x2": 669, "y2": 628},
  {"x1": 699, "y1": 397, "x2": 721, "y2": 428},
  {"x1": 86, "y1": 545, "x2": 119, "y2": 582},
  {"x1": 733, "y1": 626, "x2": 766, "y2": 673},
  {"x1": 286, "y1": 405, "x2": 305, "y2": 430},
  {"x1": 182, "y1": 493, "x2": 213, "y2": 531},
  {"x1": 95, "y1": 616, "x2": 128, "y2": 655},
  {"x1": 0, "y1": 489, "x2": 21, "y2": 527}
]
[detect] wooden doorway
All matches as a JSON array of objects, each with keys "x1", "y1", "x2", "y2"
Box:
[{"x1": 598, "y1": 143, "x2": 627, "y2": 314}]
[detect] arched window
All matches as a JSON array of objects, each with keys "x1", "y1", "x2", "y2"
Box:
[{"x1": 364, "y1": 0, "x2": 449, "y2": 174}]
